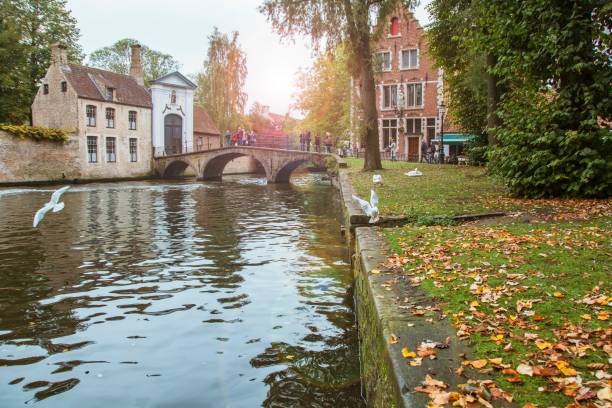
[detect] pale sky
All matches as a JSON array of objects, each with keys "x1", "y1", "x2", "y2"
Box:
[{"x1": 67, "y1": 0, "x2": 431, "y2": 115}]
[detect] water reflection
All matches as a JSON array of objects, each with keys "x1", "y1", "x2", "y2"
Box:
[{"x1": 0, "y1": 175, "x2": 363, "y2": 407}]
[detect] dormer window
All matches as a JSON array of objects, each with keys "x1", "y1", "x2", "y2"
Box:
[
  {"x1": 106, "y1": 87, "x2": 114, "y2": 100},
  {"x1": 390, "y1": 17, "x2": 400, "y2": 36},
  {"x1": 170, "y1": 90, "x2": 177, "y2": 104},
  {"x1": 61, "y1": 81, "x2": 67, "y2": 92},
  {"x1": 43, "y1": 84, "x2": 49, "y2": 94}
]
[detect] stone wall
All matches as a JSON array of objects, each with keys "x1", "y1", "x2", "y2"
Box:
[
  {"x1": 0, "y1": 131, "x2": 81, "y2": 183},
  {"x1": 0, "y1": 130, "x2": 153, "y2": 184}
]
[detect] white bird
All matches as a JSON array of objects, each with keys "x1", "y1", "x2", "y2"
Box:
[
  {"x1": 373, "y1": 174, "x2": 383, "y2": 185},
  {"x1": 352, "y1": 189, "x2": 380, "y2": 223},
  {"x1": 405, "y1": 168, "x2": 423, "y2": 177},
  {"x1": 33, "y1": 186, "x2": 70, "y2": 227}
]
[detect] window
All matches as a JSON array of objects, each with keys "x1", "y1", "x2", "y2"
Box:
[
  {"x1": 105, "y1": 108, "x2": 115, "y2": 128},
  {"x1": 129, "y1": 138, "x2": 138, "y2": 162},
  {"x1": 390, "y1": 17, "x2": 400, "y2": 36},
  {"x1": 43, "y1": 84, "x2": 49, "y2": 94},
  {"x1": 426, "y1": 118, "x2": 436, "y2": 142},
  {"x1": 382, "y1": 119, "x2": 398, "y2": 148},
  {"x1": 406, "y1": 83, "x2": 423, "y2": 107},
  {"x1": 401, "y1": 49, "x2": 419, "y2": 69},
  {"x1": 106, "y1": 137, "x2": 116, "y2": 163},
  {"x1": 382, "y1": 84, "x2": 399, "y2": 109},
  {"x1": 377, "y1": 51, "x2": 391, "y2": 71},
  {"x1": 128, "y1": 111, "x2": 137, "y2": 130},
  {"x1": 86, "y1": 105, "x2": 96, "y2": 127},
  {"x1": 61, "y1": 81, "x2": 67, "y2": 92},
  {"x1": 106, "y1": 87, "x2": 114, "y2": 100},
  {"x1": 87, "y1": 136, "x2": 97, "y2": 163},
  {"x1": 405, "y1": 118, "x2": 422, "y2": 134}
]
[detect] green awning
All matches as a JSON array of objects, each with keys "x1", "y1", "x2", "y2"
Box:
[{"x1": 432, "y1": 134, "x2": 475, "y2": 143}]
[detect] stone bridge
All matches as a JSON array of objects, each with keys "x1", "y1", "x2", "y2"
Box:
[{"x1": 153, "y1": 146, "x2": 333, "y2": 183}]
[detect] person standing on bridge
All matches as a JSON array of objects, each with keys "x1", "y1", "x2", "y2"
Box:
[
  {"x1": 324, "y1": 132, "x2": 333, "y2": 153},
  {"x1": 305, "y1": 130, "x2": 311, "y2": 152},
  {"x1": 224, "y1": 130, "x2": 231, "y2": 147},
  {"x1": 314, "y1": 134, "x2": 321, "y2": 152},
  {"x1": 231, "y1": 131, "x2": 238, "y2": 146},
  {"x1": 299, "y1": 131, "x2": 305, "y2": 151}
]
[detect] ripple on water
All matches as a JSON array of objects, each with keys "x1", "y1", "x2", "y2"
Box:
[{"x1": 0, "y1": 177, "x2": 364, "y2": 407}]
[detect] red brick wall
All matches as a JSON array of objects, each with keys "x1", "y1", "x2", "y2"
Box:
[{"x1": 373, "y1": 8, "x2": 442, "y2": 159}]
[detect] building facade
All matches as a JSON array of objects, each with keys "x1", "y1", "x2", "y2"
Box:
[
  {"x1": 32, "y1": 44, "x2": 153, "y2": 179},
  {"x1": 374, "y1": 8, "x2": 443, "y2": 161},
  {"x1": 24, "y1": 43, "x2": 221, "y2": 183}
]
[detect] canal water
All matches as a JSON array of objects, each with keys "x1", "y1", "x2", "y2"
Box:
[{"x1": 0, "y1": 175, "x2": 364, "y2": 407}]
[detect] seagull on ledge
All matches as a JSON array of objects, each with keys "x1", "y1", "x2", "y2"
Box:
[
  {"x1": 33, "y1": 186, "x2": 70, "y2": 228},
  {"x1": 352, "y1": 189, "x2": 380, "y2": 224}
]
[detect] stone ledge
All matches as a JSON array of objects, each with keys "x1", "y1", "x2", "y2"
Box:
[{"x1": 354, "y1": 226, "x2": 514, "y2": 408}]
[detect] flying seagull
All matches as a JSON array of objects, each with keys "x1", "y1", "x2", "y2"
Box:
[
  {"x1": 33, "y1": 186, "x2": 70, "y2": 228},
  {"x1": 352, "y1": 189, "x2": 380, "y2": 224},
  {"x1": 373, "y1": 174, "x2": 383, "y2": 185},
  {"x1": 405, "y1": 168, "x2": 423, "y2": 177}
]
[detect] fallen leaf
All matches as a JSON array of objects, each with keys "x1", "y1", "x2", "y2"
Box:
[
  {"x1": 401, "y1": 347, "x2": 416, "y2": 358},
  {"x1": 371, "y1": 269, "x2": 381, "y2": 274},
  {"x1": 517, "y1": 363, "x2": 533, "y2": 377},
  {"x1": 597, "y1": 386, "x2": 612, "y2": 401},
  {"x1": 580, "y1": 314, "x2": 591, "y2": 320},
  {"x1": 597, "y1": 311, "x2": 609, "y2": 321},
  {"x1": 388, "y1": 334, "x2": 398, "y2": 345},
  {"x1": 553, "y1": 291, "x2": 565, "y2": 298},
  {"x1": 534, "y1": 340, "x2": 552, "y2": 350},
  {"x1": 553, "y1": 361, "x2": 577, "y2": 376}
]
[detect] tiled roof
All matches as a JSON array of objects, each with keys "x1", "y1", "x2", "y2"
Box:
[
  {"x1": 62, "y1": 64, "x2": 152, "y2": 108},
  {"x1": 193, "y1": 106, "x2": 220, "y2": 136}
]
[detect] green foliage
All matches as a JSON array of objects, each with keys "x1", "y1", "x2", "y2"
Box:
[
  {"x1": 247, "y1": 102, "x2": 272, "y2": 133},
  {"x1": 0, "y1": 0, "x2": 82, "y2": 124},
  {"x1": 477, "y1": 0, "x2": 612, "y2": 197},
  {"x1": 415, "y1": 215, "x2": 456, "y2": 226},
  {"x1": 427, "y1": 0, "x2": 489, "y2": 141},
  {"x1": 0, "y1": 14, "x2": 30, "y2": 123},
  {"x1": 464, "y1": 133, "x2": 488, "y2": 166},
  {"x1": 195, "y1": 28, "x2": 248, "y2": 133},
  {"x1": 87, "y1": 38, "x2": 180, "y2": 86},
  {"x1": 323, "y1": 155, "x2": 338, "y2": 176},
  {"x1": 0, "y1": 123, "x2": 70, "y2": 142},
  {"x1": 293, "y1": 45, "x2": 352, "y2": 139}
]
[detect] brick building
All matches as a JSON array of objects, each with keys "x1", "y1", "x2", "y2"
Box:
[
  {"x1": 25, "y1": 43, "x2": 221, "y2": 182},
  {"x1": 374, "y1": 8, "x2": 444, "y2": 161}
]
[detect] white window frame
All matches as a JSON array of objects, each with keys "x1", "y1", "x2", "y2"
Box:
[
  {"x1": 405, "y1": 118, "x2": 423, "y2": 135},
  {"x1": 129, "y1": 138, "x2": 138, "y2": 162},
  {"x1": 400, "y1": 48, "x2": 419, "y2": 70},
  {"x1": 405, "y1": 82, "x2": 424, "y2": 109},
  {"x1": 381, "y1": 84, "x2": 399, "y2": 110},
  {"x1": 86, "y1": 135, "x2": 98, "y2": 163},
  {"x1": 378, "y1": 51, "x2": 392, "y2": 72},
  {"x1": 106, "y1": 136, "x2": 117, "y2": 163}
]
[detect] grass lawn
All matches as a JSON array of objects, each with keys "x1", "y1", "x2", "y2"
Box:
[
  {"x1": 345, "y1": 159, "x2": 611, "y2": 222},
  {"x1": 346, "y1": 159, "x2": 612, "y2": 406},
  {"x1": 384, "y1": 219, "x2": 611, "y2": 406}
]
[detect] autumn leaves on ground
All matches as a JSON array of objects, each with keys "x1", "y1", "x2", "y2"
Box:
[{"x1": 348, "y1": 159, "x2": 611, "y2": 407}]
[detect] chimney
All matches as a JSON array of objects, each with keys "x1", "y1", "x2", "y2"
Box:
[
  {"x1": 130, "y1": 44, "x2": 144, "y2": 86},
  {"x1": 51, "y1": 43, "x2": 68, "y2": 66}
]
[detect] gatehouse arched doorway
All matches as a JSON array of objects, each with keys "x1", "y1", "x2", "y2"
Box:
[{"x1": 164, "y1": 114, "x2": 183, "y2": 155}]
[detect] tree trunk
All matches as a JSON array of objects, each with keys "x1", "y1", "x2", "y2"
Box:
[
  {"x1": 356, "y1": 38, "x2": 382, "y2": 171},
  {"x1": 485, "y1": 53, "x2": 500, "y2": 146}
]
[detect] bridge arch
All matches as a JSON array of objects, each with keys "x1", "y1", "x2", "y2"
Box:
[
  {"x1": 162, "y1": 159, "x2": 197, "y2": 178},
  {"x1": 201, "y1": 152, "x2": 268, "y2": 181},
  {"x1": 272, "y1": 158, "x2": 327, "y2": 183}
]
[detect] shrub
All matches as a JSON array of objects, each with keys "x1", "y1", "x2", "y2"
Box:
[{"x1": 0, "y1": 124, "x2": 71, "y2": 142}]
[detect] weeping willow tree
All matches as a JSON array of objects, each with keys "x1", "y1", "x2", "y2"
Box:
[
  {"x1": 260, "y1": 0, "x2": 417, "y2": 170},
  {"x1": 195, "y1": 28, "x2": 248, "y2": 133}
]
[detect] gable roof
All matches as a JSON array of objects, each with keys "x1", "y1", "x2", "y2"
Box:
[
  {"x1": 193, "y1": 106, "x2": 220, "y2": 136},
  {"x1": 149, "y1": 71, "x2": 197, "y2": 89},
  {"x1": 62, "y1": 64, "x2": 152, "y2": 108}
]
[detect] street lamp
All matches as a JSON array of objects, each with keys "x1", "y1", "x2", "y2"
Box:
[{"x1": 438, "y1": 101, "x2": 446, "y2": 164}]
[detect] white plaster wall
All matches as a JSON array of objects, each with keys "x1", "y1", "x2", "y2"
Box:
[{"x1": 151, "y1": 76, "x2": 195, "y2": 156}]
